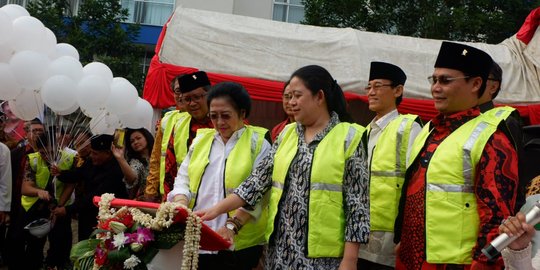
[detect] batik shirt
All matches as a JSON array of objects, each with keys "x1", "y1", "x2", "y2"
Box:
[
  {"x1": 235, "y1": 112, "x2": 370, "y2": 270},
  {"x1": 395, "y1": 107, "x2": 518, "y2": 270}
]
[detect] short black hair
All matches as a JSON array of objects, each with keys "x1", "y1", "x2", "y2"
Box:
[
  {"x1": 489, "y1": 61, "x2": 503, "y2": 99},
  {"x1": 207, "y1": 82, "x2": 252, "y2": 118},
  {"x1": 35, "y1": 132, "x2": 50, "y2": 149},
  {"x1": 125, "y1": 128, "x2": 154, "y2": 166}
]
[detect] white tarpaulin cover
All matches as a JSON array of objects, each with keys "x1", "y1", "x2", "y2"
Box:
[{"x1": 159, "y1": 7, "x2": 540, "y2": 104}]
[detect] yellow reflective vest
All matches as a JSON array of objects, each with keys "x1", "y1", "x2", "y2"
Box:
[
  {"x1": 269, "y1": 122, "x2": 366, "y2": 258},
  {"x1": 187, "y1": 126, "x2": 268, "y2": 251},
  {"x1": 407, "y1": 114, "x2": 502, "y2": 264},
  {"x1": 159, "y1": 111, "x2": 191, "y2": 195},
  {"x1": 22, "y1": 150, "x2": 75, "y2": 212},
  {"x1": 369, "y1": 114, "x2": 419, "y2": 232}
]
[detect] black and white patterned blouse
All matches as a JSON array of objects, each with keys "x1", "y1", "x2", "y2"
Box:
[{"x1": 235, "y1": 112, "x2": 370, "y2": 270}]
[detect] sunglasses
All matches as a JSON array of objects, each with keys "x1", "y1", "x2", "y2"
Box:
[
  {"x1": 364, "y1": 83, "x2": 393, "y2": 92},
  {"x1": 209, "y1": 112, "x2": 232, "y2": 121},
  {"x1": 179, "y1": 93, "x2": 206, "y2": 104},
  {"x1": 427, "y1": 75, "x2": 470, "y2": 85}
]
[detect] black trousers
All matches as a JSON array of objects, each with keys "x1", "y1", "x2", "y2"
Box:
[
  {"x1": 45, "y1": 215, "x2": 72, "y2": 268},
  {"x1": 7, "y1": 204, "x2": 50, "y2": 270},
  {"x1": 198, "y1": 245, "x2": 263, "y2": 270},
  {"x1": 357, "y1": 258, "x2": 395, "y2": 270}
]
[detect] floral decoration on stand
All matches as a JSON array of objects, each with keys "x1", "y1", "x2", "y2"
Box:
[{"x1": 70, "y1": 193, "x2": 202, "y2": 270}]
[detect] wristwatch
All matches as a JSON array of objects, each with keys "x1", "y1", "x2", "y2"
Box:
[{"x1": 225, "y1": 222, "x2": 237, "y2": 234}]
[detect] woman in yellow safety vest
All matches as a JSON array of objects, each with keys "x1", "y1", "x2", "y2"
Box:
[
  {"x1": 168, "y1": 82, "x2": 271, "y2": 270},
  {"x1": 195, "y1": 65, "x2": 371, "y2": 270}
]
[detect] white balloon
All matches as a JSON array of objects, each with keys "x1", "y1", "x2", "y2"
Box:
[
  {"x1": 0, "y1": 41, "x2": 14, "y2": 63},
  {"x1": 41, "y1": 28, "x2": 57, "y2": 55},
  {"x1": 104, "y1": 112, "x2": 122, "y2": 129},
  {"x1": 48, "y1": 56, "x2": 84, "y2": 82},
  {"x1": 118, "y1": 98, "x2": 153, "y2": 130},
  {"x1": 89, "y1": 112, "x2": 115, "y2": 135},
  {"x1": 8, "y1": 88, "x2": 44, "y2": 120},
  {"x1": 9, "y1": 50, "x2": 50, "y2": 90},
  {"x1": 0, "y1": 63, "x2": 22, "y2": 100},
  {"x1": 11, "y1": 16, "x2": 46, "y2": 52},
  {"x1": 0, "y1": 10, "x2": 13, "y2": 45},
  {"x1": 106, "y1": 77, "x2": 138, "y2": 115},
  {"x1": 56, "y1": 103, "x2": 79, "y2": 116},
  {"x1": 77, "y1": 75, "x2": 111, "y2": 112},
  {"x1": 81, "y1": 106, "x2": 104, "y2": 118},
  {"x1": 83, "y1": 62, "x2": 113, "y2": 84},
  {"x1": 41, "y1": 75, "x2": 77, "y2": 112},
  {"x1": 0, "y1": 4, "x2": 30, "y2": 21},
  {"x1": 54, "y1": 43, "x2": 79, "y2": 61}
]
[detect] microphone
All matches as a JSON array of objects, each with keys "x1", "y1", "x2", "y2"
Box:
[{"x1": 481, "y1": 201, "x2": 540, "y2": 260}]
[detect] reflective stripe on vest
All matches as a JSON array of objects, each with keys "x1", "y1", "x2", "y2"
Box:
[
  {"x1": 269, "y1": 122, "x2": 365, "y2": 258},
  {"x1": 187, "y1": 126, "x2": 268, "y2": 250},
  {"x1": 482, "y1": 106, "x2": 514, "y2": 120},
  {"x1": 22, "y1": 151, "x2": 75, "y2": 211},
  {"x1": 159, "y1": 111, "x2": 191, "y2": 195},
  {"x1": 370, "y1": 114, "x2": 419, "y2": 232},
  {"x1": 410, "y1": 115, "x2": 498, "y2": 264}
]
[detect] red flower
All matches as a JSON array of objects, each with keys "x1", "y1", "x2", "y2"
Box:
[
  {"x1": 95, "y1": 246, "x2": 108, "y2": 266},
  {"x1": 116, "y1": 212, "x2": 134, "y2": 228}
]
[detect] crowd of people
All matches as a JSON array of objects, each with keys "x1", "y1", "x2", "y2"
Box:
[{"x1": 0, "y1": 40, "x2": 537, "y2": 270}]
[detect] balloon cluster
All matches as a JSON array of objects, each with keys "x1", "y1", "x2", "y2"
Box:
[{"x1": 0, "y1": 4, "x2": 153, "y2": 135}]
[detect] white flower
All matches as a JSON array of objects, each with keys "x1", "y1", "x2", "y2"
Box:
[
  {"x1": 113, "y1": 232, "x2": 127, "y2": 248},
  {"x1": 123, "y1": 255, "x2": 141, "y2": 269}
]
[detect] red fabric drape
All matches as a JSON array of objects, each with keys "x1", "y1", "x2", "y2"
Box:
[
  {"x1": 143, "y1": 61, "x2": 540, "y2": 125},
  {"x1": 517, "y1": 7, "x2": 540, "y2": 44},
  {"x1": 142, "y1": 9, "x2": 540, "y2": 125}
]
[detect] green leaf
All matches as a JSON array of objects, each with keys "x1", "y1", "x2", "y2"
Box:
[
  {"x1": 73, "y1": 255, "x2": 95, "y2": 270},
  {"x1": 107, "y1": 247, "x2": 131, "y2": 263},
  {"x1": 139, "y1": 246, "x2": 159, "y2": 264},
  {"x1": 153, "y1": 223, "x2": 185, "y2": 249},
  {"x1": 70, "y1": 239, "x2": 101, "y2": 261}
]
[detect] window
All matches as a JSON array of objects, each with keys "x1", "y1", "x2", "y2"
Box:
[
  {"x1": 272, "y1": 0, "x2": 304, "y2": 24},
  {"x1": 0, "y1": 0, "x2": 29, "y2": 6},
  {"x1": 121, "y1": 0, "x2": 174, "y2": 26}
]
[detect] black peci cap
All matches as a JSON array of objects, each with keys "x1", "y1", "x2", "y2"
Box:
[
  {"x1": 178, "y1": 71, "x2": 211, "y2": 93},
  {"x1": 369, "y1": 61, "x2": 407, "y2": 85}
]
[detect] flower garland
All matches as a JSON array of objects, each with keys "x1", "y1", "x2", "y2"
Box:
[{"x1": 97, "y1": 193, "x2": 202, "y2": 270}]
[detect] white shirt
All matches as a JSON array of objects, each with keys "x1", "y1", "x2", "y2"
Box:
[
  {"x1": 167, "y1": 127, "x2": 270, "y2": 252},
  {"x1": 0, "y1": 142, "x2": 12, "y2": 212},
  {"x1": 360, "y1": 109, "x2": 421, "y2": 266},
  {"x1": 367, "y1": 109, "x2": 421, "y2": 167}
]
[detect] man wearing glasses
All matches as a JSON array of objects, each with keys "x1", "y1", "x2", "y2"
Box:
[
  {"x1": 479, "y1": 62, "x2": 525, "y2": 213},
  {"x1": 358, "y1": 62, "x2": 421, "y2": 270},
  {"x1": 394, "y1": 42, "x2": 518, "y2": 269},
  {"x1": 144, "y1": 71, "x2": 213, "y2": 202}
]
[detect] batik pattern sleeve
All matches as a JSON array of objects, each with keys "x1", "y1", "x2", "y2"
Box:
[
  {"x1": 23, "y1": 156, "x2": 36, "y2": 184},
  {"x1": 0, "y1": 144, "x2": 11, "y2": 212},
  {"x1": 344, "y1": 140, "x2": 370, "y2": 243},
  {"x1": 472, "y1": 130, "x2": 519, "y2": 267},
  {"x1": 234, "y1": 140, "x2": 279, "y2": 208},
  {"x1": 144, "y1": 122, "x2": 164, "y2": 200}
]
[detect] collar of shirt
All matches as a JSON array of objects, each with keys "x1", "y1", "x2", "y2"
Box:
[
  {"x1": 296, "y1": 111, "x2": 340, "y2": 144},
  {"x1": 432, "y1": 106, "x2": 481, "y2": 134},
  {"x1": 478, "y1": 101, "x2": 495, "y2": 113},
  {"x1": 369, "y1": 109, "x2": 399, "y2": 132},
  {"x1": 213, "y1": 126, "x2": 246, "y2": 145}
]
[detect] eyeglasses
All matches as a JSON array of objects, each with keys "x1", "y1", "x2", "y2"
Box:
[
  {"x1": 487, "y1": 77, "x2": 500, "y2": 82},
  {"x1": 209, "y1": 112, "x2": 232, "y2": 121},
  {"x1": 179, "y1": 93, "x2": 206, "y2": 104},
  {"x1": 427, "y1": 75, "x2": 470, "y2": 85},
  {"x1": 364, "y1": 83, "x2": 393, "y2": 92}
]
